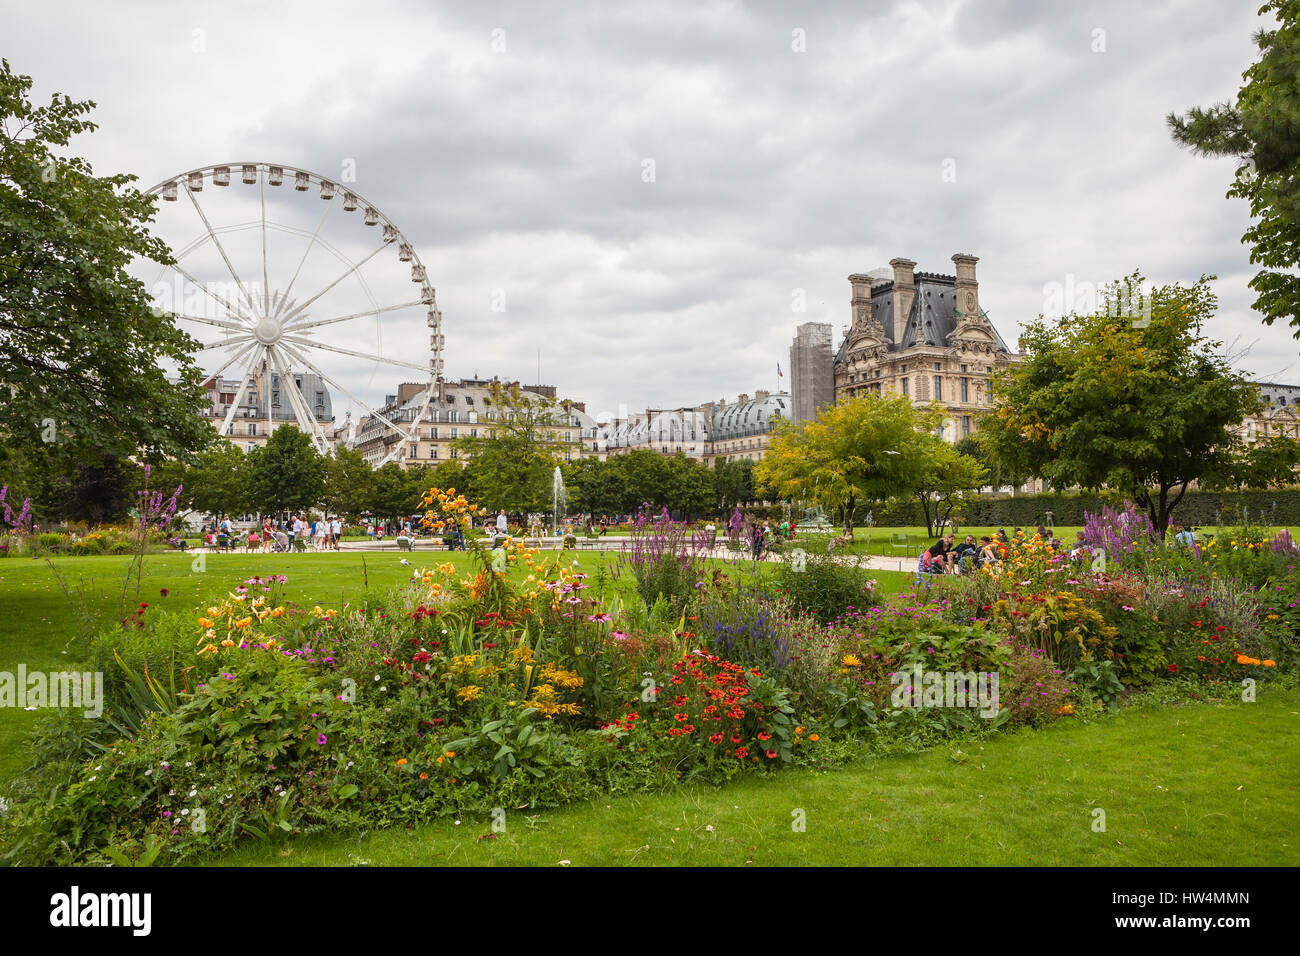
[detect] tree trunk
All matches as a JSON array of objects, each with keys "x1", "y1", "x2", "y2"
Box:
[{"x1": 844, "y1": 495, "x2": 856, "y2": 533}]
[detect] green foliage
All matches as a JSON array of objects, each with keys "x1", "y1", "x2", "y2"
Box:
[
  {"x1": 246, "y1": 426, "x2": 325, "y2": 515},
  {"x1": 757, "y1": 392, "x2": 937, "y2": 530},
  {"x1": 0, "y1": 58, "x2": 212, "y2": 466},
  {"x1": 771, "y1": 536, "x2": 876, "y2": 623},
  {"x1": 981, "y1": 273, "x2": 1280, "y2": 531},
  {"x1": 321, "y1": 446, "x2": 373, "y2": 521},
  {"x1": 453, "y1": 383, "x2": 566, "y2": 514},
  {"x1": 1069, "y1": 660, "x2": 1125, "y2": 709},
  {"x1": 1168, "y1": 0, "x2": 1300, "y2": 336},
  {"x1": 565, "y1": 450, "x2": 715, "y2": 517}
]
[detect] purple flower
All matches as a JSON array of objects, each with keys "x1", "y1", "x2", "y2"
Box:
[{"x1": 317, "y1": 733, "x2": 327, "y2": 746}]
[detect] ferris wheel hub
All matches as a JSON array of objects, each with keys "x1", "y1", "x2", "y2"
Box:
[{"x1": 254, "y1": 315, "x2": 282, "y2": 345}]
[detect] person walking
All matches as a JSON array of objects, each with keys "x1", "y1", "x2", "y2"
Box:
[
  {"x1": 331, "y1": 515, "x2": 342, "y2": 550},
  {"x1": 496, "y1": 510, "x2": 508, "y2": 537}
]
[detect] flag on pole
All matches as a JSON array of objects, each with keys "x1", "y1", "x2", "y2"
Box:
[{"x1": 777, "y1": 362, "x2": 783, "y2": 378}]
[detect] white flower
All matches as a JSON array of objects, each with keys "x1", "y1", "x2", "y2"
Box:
[{"x1": 181, "y1": 808, "x2": 189, "y2": 816}]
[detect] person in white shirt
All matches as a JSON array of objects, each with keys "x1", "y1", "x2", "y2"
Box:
[
  {"x1": 496, "y1": 510, "x2": 508, "y2": 535},
  {"x1": 331, "y1": 516, "x2": 342, "y2": 550}
]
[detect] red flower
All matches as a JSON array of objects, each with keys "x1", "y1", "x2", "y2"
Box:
[
  {"x1": 757, "y1": 732, "x2": 772, "y2": 741},
  {"x1": 1168, "y1": 663, "x2": 1179, "y2": 673},
  {"x1": 709, "y1": 733, "x2": 723, "y2": 744},
  {"x1": 765, "y1": 750, "x2": 778, "y2": 759},
  {"x1": 683, "y1": 724, "x2": 695, "y2": 733},
  {"x1": 730, "y1": 735, "x2": 742, "y2": 744},
  {"x1": 1191, "y1": 621, "x2": 1202, "y2": 628},
  {"x1": 735, "y1": 747, "x2": 748, "y2": 760},
  {"x1": 674, "y1": 713, "x2": 688, "y2": 722}
]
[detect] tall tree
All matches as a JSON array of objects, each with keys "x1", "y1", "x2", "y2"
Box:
[
  {"x1": 453, "y1": 383, "x2": 564, "y2": 515},
  {"x1": 0, "y1": 59, "x2": 211, "y2": 463},
  {"x1": 246, "y1": 426, "x2": 324, "y2": 516},
  {"x1": 980, "y1": 273, "x2": 1292, "y2": 531},
  {"x1": 1168, "y1": 1, "x2": 1300, "y2": 335},
  {"x1": 321, "y1": 445, "x2": 373, "y2": 520},
  {"x1": 171, "y1": 441, "x2": 252, "y2": 520},
  {"x1": 757, "y1": 393, "x2": 932, "y2": 531}
]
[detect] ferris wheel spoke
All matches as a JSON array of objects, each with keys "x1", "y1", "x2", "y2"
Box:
[
  {"x1": 279, "y1": 334, "x2": 430, "y2": 373},
  {"x1": 260, "y1": 168, "x2": 271, "y2": 321},
  {"x1": 206, "y1": 340, "x2": 259, "y2": 384},
  {"x1": 165, "y1": 261, "x2": 257, "y2": 325},
  {"x1": 277, "y1": 241, "x2": 391, "y2": 326},
  {"x1": 218, "y1": 349, "x2": 264, "y2": 440},
  {"x1": 272, "y1": 203, "x2": 333, "y2": 322},
  {"x1": 173, "y1": 313, "x2": 250, "y2": 334},
  {"x1": 279, "y1": 340, "x2": 417, "y2": 440},
  {"x1": 183, "y1": 184, "x2": 263, "y2": 320},
  {"x1": 268, "y1": 345, "x2": 331, "y2": 454},
  {"x1": 195, "y1": 334, "x2": 253, "y2": 352},
  {"x1": 283, "y1": 298, "x2": 427, "y2": 333}
]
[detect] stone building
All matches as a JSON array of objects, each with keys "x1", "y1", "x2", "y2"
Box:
[
  {"x1": 595, "y1": 391, "x2": 792, "y2": 464},
  {"x1": 353, "y1": 378, "x2": 598, "y2": 468},
  {"x1": 831, "y1": 254, "x2": 1022, "y2": 442},
  {"x1": 199, "y1": 369, "x2": 336, "y2": 452}
]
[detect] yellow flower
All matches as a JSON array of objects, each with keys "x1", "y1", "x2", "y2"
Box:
[
  {"x1": 457, "y1": 685, "x2": 482, "y2": 702},
  {"x1": 445, "y1": 750, "x2": 456, "y2": 758},
  {"x1": 841, "y1": 654, "x2": 862, "y2": 668}
]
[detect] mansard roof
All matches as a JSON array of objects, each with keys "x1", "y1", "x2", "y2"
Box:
[{"x1": 835, "y1": 274, "x2": 1012, "y2": 363}]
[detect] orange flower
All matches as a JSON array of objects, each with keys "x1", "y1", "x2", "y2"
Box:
[
  {"x1": 809, "y1": 733, "x2": 820, "y2": 742},
  {"x1": 396, "y1": 758, "x2": 408, "y2": 766}
]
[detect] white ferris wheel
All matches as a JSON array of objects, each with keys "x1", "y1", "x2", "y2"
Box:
[{"x1": 142, "y1": 161, "x2": 444, "y2": 465}]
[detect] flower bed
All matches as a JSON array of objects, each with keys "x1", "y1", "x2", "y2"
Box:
[{"x1": 1, "y1": 494, "x2": 1295, "y2": 865}]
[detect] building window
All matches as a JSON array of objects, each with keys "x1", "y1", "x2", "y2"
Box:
[
  {"x1": 934, "y1": 362, "x2": 941, "y2": 371},
  {"x1": 409, "y1": 444, "x2": 418, "y2": 459},
  {"x1": 450, "y1": 410, "x2": 458, "y2": 423},
  {"x1": 470, "y1": 428, "x2": 477, "y2": 438},
  {"x1": 902, "y1": 377, "x2": 909, "y2": 396},
  {"x1": 431, "y1": 427, "x2": 439, "y2": 439},
  {"x1": 450, "y1": 448, "x2": 459, "y2": 458},
  {"x1": 961, "y1": 378, "x2": 969, "y2": 403},
  {"x1": 431, "y1": 446, "x2": 438, "y2": 459},
  {"x1": 962, "y1": 415, "x2": 971, "y2": 437},
  {"x1": 451, "y1": 427, "x2": 458, "y2": 439},
  {"x1": 933, "y1": 376, "x2": 943, "y2": 400},
  {"x1": 565, "y1": 432, "x2": 572, "y2": 443}
]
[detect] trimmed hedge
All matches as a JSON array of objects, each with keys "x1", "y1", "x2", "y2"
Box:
[{"x1": 862, "y1": 489, "x2": 1300, "y2": 529}]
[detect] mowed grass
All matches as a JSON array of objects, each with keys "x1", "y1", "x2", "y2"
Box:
[
  {"x1": 200, "y1": 686, "x2": 1300, "y2": 867},
  {"x1": 0, "y1": 550, "x2": 914, "y2": 784}
]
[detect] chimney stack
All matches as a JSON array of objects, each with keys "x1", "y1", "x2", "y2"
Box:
[
  {"x1": 952, "y1": 253, "x2": 980, "y2": 319},
  {"x1": 755, "y1": 389, "x2": 770, "y2": 401},
  {"x1": 848, "y1": 273, "x2": 875, "y2": 333},
  {"x1": 890, "y1": 258, "x2": 917, "y2": 344}
]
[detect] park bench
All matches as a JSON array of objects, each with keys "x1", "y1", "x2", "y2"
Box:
[{"x1": 888, "y1": 533, "x2": 912, "y2": 555}]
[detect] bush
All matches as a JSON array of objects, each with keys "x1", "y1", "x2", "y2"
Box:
[{"x1": 771, "y1": 537, "x2": 877, "y2": 623}]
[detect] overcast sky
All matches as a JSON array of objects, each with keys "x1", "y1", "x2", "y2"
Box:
[{"x1": 7, "y1": 0, "x2": 1294, "y2": 424}]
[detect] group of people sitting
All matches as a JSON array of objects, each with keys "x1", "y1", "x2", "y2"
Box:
[
  {"x1": 920, "y1": 533, "x2": 1000, "y2": 575},
  {"x1": 202, "y1": 515, "x2": 344, "y2": 553},
  {"x1": 919, "y1": 526, "x2": 1061, "y2": 576}
]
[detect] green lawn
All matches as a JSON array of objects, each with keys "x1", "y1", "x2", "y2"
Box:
[{"x1": 199, "y1": 685, "x2": 1300, "y2": 866}]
